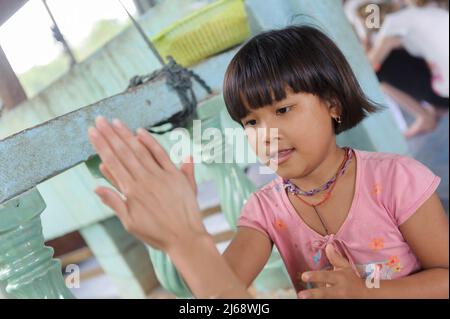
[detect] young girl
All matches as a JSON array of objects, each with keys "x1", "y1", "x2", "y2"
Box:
[{"x1": 88, "y1": 25, "x2": 449, "y2": 299}]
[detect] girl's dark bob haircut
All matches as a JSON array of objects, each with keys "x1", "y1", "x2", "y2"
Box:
[{"x1": 223, "y1": 25, "x2": 380, "y2": 134}]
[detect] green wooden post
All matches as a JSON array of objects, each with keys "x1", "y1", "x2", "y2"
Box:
[
  {"x1": 147, "y1": 249, "x2": 192, "y2": 298},
  {"x1": 0, "y1": 188, "x2": 74, "y2": 299}
]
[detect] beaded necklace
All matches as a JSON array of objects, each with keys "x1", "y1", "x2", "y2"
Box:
[
  {"x1": 284, "y1": 148, "x2": 353, "y2": 235},
  {"x1": 283, "y1": 147, "x2": 353, "y2": 197}
]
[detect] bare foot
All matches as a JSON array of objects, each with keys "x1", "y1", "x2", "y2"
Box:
[{"x1": 403, "y1": 103, "x2": 438, "y2": 139}]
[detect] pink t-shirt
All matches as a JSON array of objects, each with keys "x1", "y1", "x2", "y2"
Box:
[{"x1": 237, "y1": 149, "x2": 441, "y2": 292}]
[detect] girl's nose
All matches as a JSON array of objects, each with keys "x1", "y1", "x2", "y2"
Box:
[
  {"x1": 262, "y1": 127, "x2": 281, "y2": 155},
  {"x1": 263, "y1": 127, "x2": 281, "y2": 144}
]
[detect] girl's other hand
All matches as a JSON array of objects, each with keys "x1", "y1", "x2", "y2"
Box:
[
  {"x1": 298, "y1": 244, "x2": 368, "y2": 299},
  {"x1": 87, "y1": 116, "x2": 207, "y2": 252}
]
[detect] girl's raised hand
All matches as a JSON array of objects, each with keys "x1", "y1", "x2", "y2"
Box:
[
  {"x1": 298, "y1": 244, "x2": 368, "y2": 299},
  {"x1": 87, "y1": 116, "x2": 206, "y2": 252}
]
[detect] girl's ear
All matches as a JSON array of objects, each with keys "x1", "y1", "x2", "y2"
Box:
[{"x1": 326, "y1": 99, "x2": 342, "y2": 118}]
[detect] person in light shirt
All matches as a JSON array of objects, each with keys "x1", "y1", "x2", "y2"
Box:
[{"x1": 368, "y1": 0, "x2": 449, "y2": 138}]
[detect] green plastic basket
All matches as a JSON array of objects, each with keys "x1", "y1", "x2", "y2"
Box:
[{"x1": 151, "y1": 0, "x2": 251, "y2": 67}]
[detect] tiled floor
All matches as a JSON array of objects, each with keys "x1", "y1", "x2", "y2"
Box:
[{"x1": 70, "y1": 101, "x2": 448, "y2": 299}]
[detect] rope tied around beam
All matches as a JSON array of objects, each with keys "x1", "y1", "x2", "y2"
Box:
[{"x1": 127, "y1": 56, "x2": 212, "y2": 134}]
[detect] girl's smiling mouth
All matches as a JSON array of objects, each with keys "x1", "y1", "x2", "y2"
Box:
[{"x1": 269, "y1": 147, "x2": 295, "y2": 165}]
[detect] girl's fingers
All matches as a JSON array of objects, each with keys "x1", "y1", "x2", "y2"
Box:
[
  {"x1": 136, "y1": 128, "x2": 177, "y2": 172},
  {"x1": 110, "y1": 119, "x2": 160, "y2": 174},
  {"x1": 180, "y1": 156, "x2": 197, "y2": 194},
  {"x1": 88, "y1": 127, "x2": 133, "y2": 190},
  {"x1": 95, "y1": 116, "x2": 145, "y2": 180},
  {"x1": 99, "y1": 163, "x2": 119, "y2": 190},
  {"x1": 302, "y1": 270, "x2": 338, "y2": 286},
  {"x1": 298, "y1": 288, "x2": 328, "y2": 299},
  {"x1": 94, "y1": 186, "x2": 128, "y2": 221},
  {"x1": 325, "y1": 244, "x2": 351, "y2": 270}
]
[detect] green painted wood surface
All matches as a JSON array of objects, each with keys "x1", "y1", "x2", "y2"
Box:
[{"x1": 0, "y1": 189, "x2": 74, "y2": 299}]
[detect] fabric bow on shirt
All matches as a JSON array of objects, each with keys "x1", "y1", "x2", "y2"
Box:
[{"x1": 311, "y1": 234, "x2": 361, "y2": 278}]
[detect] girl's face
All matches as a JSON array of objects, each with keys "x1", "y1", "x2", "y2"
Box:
[{"x1": 241, "y1": 91, "x2": 340, "y2": 179}]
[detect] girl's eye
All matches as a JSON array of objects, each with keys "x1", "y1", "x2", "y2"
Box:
[
  {"x1": 243, "y1": 119, "x2": 257, "y2": 126},
  {"x1": 276, "y1": 106, "x2": 292, "y2": 115}
]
